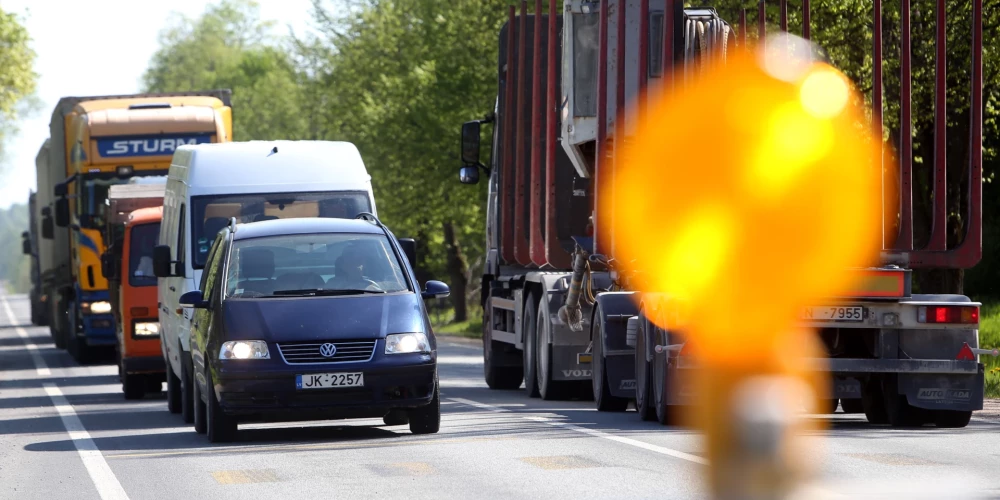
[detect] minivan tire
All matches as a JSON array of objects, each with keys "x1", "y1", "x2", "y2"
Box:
[
  {"x1": 192, "y1": 375, "x2": 207, "y2": 435},
  {"x1": 180, "y1": 353, "x2": 195, "y2": 423},
  {"x1": 206, "y1": 373, "x2": 237, "y2": 443},
  {"x1": 408, "y1": 381, "x2": 440, "y2": 435}
]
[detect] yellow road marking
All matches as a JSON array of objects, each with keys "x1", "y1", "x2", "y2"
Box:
[
  {"x1": 520, "y1": 455, "x2": 602, "y2": 470},
  {"x1": 211, "y1": 469, "x2": 280, "y2": 484}
]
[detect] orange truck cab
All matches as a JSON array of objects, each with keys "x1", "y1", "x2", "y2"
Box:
[{"x1": 102, "y1": 182, "x2": 166, "y2": 399}]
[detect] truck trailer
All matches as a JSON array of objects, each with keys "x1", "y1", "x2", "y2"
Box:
[{"x1": 459, "y1": 0, "x2": 987, "y2": 428}]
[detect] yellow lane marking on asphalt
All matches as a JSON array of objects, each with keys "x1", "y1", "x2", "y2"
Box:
[
  {"x1": 367, "y1": 462, "x2": 435, "y2": 476},
  {"x1": 106, "y1": 435, "x2": 518, "y2": 460},
  {"x1": 211, "y1": 469, "x2": 281, "y2": 484},
  {"x1": 844, "y1": 453, "x2": 939, "y2": 466},
  {"x1": 520, "y1": 455, "x2": 602, "y2": 470}
]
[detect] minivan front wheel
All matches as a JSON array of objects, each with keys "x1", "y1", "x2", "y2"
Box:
[
  {"x1": 408, "y1": 380, "x2": 440, "y2": 435},
  {"x1": 180, "y1": 352, "x2": 195, "y2": 424},
  {"x1": 206, "y1": 372, "x2": 237, "y2": 443}
]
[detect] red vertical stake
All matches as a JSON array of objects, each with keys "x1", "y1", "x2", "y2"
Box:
[
  {"x1": 873, "y1": 0, "x2": 884, "y2": 249},
  {"x1": 544, "y1": 0, "x2": 566, "y2": 268},
  {"x1": 613, "y1": 0, "x2": 626, "y2": 260},
  {"x1": 897, "y1": 0, "x2": 913, "y2": 251},
  {"x1": 529, "y1": 0, "x2": 545, "y2": 266},
  {"x1": 514, "y1": 1, "x2": 530, "y2": 265},
  {"x1": 501, "y1": 6, "x2": 517, "y2": 264},
  {"x1": 928, "y1": 0, "x2": 947, "y2": 251},
  {"x1": 967, "y1": 0, "x2": 983, "y2": 264},
  {"x1": 780, "y1": 0, "x2": 787, "y2": 32},
  {"x1": 594, "y1": 0, "x2": 609, "y2": 256},
  {"x1": 639, "y1": 0, "x2": 649, "y2": 99},
  {"x1": 802, "y1": 0, "x2": 810, "y2": 39},
  {"x1": 758, "y1": 1, "x2": 766, "y2": 45},
  {"x1": 664, "y1": 0, "x2": 674, "y2": 88}
]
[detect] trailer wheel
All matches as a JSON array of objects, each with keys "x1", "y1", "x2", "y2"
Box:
[
  {"x1": 634, "y1": 313, "x2": 657, "y2": 421},
  {"x1": 840, "y1": 398, "x2": 864, "y2": 414},
  {"x1": 522, "y1": 297, "x2": 541, "y2": 398},
  {"x1": 861, "y1": 378, "x2": 889, "y2": 424},
  {"x1": 652, "y1": 322, "x2": 678, "y2": 425},
  {"x1": 483, "y1": 295, "x2": 524, "y2": 390},
  {"x1": 881, "y1": 375, "x2": 924, "y2": 427},
  {"x1": 932, "y1": 410, "x2": 972, "y2": 428},
  {"x1": 592, "y1": 306, "x2": 628, "y2": 412},
  {"x1": 536, "y1": 296, "x2": 569, "y2": 401}
]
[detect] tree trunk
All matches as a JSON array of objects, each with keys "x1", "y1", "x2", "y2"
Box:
[{"x1": 443, "y1": 221, "x2": 469, "y2": 322}]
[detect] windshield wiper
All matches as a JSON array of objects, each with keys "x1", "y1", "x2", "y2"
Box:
[{"x1": 271, "y1": 288, "x2": 386, "y2": 296}]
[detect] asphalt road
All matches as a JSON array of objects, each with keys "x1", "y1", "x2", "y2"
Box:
[{"x1": 2, "y1": 291, "x2": 1000, "y2": 500}]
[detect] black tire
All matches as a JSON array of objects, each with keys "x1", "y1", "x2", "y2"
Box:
[
  {"x1": 861, "y1": 379, "x2": 889, "y2": 424},
  {"x1": 180, "y1": 353, "x2": 195, "y2": 424},
  {"x1": 652, "y1": 323, "x2": 677, "y2": 425},
  {"x1": 52, "y1": 295, "x2": 68, "y2": 349},
  {"x1": 483, "y1": 298, "x2": 524, "y2": 390},
  {"x1": 933, "y1": 410, "x2": 972, "y2": 428},
  {"x1": 409, "y1": 380, "x2": 440, "y2": 435},
  {"x1": 206, "y1": 372, "x2": 237, "y2": 443},
  {"x1": 383, "y1": 409, "x2": 410, "y2": 426},
  {"x1": 522, "y1": 297, "x2": 541, "y2": 398},
  {"x1": 536, "y1": 297, "x2": 569, "y2": 401},
  {"x1": 145, "y1": 375, "x2": 163, "y2": 394},
  {"x1": 592, "y1": 309, "x2": 628, "y2": 412},
  {"x1": 192, "y1": 374, "x2": 207, "y2": 435},
  {"x1": 634, "y1": 314, "x2": 657, "y2": 421},
  {"x1": 882, "y1": 375, "x2": 923, "y2": 427},
  {"x1": 166, "y1": 363, "x2": 182, "y2": 414},
  {"x1": 841, "y1": 398, "x2": 864, "y2": 414},
  {"x1": 122, "y1": 373, "x2": 145, "y2": 400}
]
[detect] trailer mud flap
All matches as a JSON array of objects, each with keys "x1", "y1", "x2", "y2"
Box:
[
  {"x1": 898, "y1": 366, "x2": 984, "y2": 411},
  {"x1": 552, "y1": 345, "x2": 592, "y2": 380},
  {"x1": 833, "y1": 377, "x2": 862, "y2": 399},
  {"x1": 605, "y1": 353, "x2": 636, "y2": 398}
]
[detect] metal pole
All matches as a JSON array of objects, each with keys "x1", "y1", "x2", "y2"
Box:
[{"x1": 928, "y1": 0, "x2": 947, "y2": 251}]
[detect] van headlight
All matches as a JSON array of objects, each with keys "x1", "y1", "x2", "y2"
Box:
[
  {"x1": 219, "y1": 340, "x2": 270, "y2": 360},
  {"x1": 385, "y1": 333, "x2": 430, "y2": 354},
  {"x1": 133, "y1": 322, "x2": 160, "y2": 337},
  {"x1": 83, "y1": 301, "x2": 112, "y2": 314}
]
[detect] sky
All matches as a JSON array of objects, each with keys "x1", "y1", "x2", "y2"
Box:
[{"x1": 0, "y1": 0, "x2": 315, "y2": 209}]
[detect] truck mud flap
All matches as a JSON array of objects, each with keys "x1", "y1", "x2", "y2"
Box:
[
  {"x1": 552, "y1": 345, "x2": 592, "y2": 381},
  {"x1": 605, "y1": 352, "x2": 636, "y2": 398},
  {"x1": 897, "y1": 366, "x2": 984, "y2": 411},
  {"x1": 833, "y1": 377, "x2": 862, "y2": 400}
]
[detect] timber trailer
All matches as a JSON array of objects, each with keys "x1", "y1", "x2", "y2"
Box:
[{"x1": 458, "y1": 0, "x2": 989, "y2": 427}]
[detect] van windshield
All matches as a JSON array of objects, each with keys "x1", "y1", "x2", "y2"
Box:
[{"x1": 190, "y1": 191, "x2": 372, "y2": 268}]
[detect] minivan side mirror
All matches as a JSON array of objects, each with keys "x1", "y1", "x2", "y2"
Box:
[
  {"x1": 179, "y1": 290, "x2": 208, "y2": 308},
  {"x1": 421, "y1": 280, "x2": 450, "y2": 300},
  {"x1": 21, "y1": 232, "x2": 31, "y2": 255},
  {"x1": 461, "y1": 120, "x2": 481, "y2": 164},
  {"x1": 398, "y1": 238, "x2": 417, "y2": 269},
  {"x1": 41, "y1": 215, "x2": 54, "y2": 239},
  {"x1": 459, "y1": 165, "x2": 480, "y2": 185},
  {"x1": 55, "y1": 198, "x2": 70, "y2": 227},
  {"x1": 153, "y1": 245, "x2": 175, "y2": 278}
]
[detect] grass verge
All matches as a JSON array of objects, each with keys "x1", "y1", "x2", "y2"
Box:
[
  {"x1": 979, "y1": 298, "x2": 1000, "y2": 398},
  {"x1": 429, "y1": 306, "x2": 482, "y2": 339}
]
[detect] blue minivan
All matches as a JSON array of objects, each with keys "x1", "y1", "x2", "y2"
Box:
[{"x1": 178, "y1": 215, "x2": 449, "y2": 442}]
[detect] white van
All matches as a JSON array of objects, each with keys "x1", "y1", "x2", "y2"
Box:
[{"x1": 154, "y1": 140, "x2": 378, "y2": 422}]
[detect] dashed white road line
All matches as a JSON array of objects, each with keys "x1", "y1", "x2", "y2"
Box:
[
  {"x1": 1, "y1": 295, "x2": 130, "y2": 500},
  {"x1": 448, "y1": 396, "x2": 708, "y2": 465},
  {"x1": 2, "y1": 295, "x2": 50, "y2": 376}
]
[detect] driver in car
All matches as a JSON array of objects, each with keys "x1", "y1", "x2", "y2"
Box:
[{"x1": 327, "y1": 246, "x2": 381, "y2": 291}]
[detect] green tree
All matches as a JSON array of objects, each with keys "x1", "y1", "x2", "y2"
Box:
[{"x1": 0, "y1": 7, "x2": 38, "y2": 168}]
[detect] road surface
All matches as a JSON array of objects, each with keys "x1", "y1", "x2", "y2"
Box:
[{"x1": 1, "y1": 292, "x2": 999, "y2": 499}]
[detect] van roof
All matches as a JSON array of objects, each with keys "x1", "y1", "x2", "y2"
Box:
[
  {"x1": 232, "y1": 217, "x2": 384, "y2": 241},
  {"x1": 175, "y1": 140, "x2": 371, "y2": 189}
]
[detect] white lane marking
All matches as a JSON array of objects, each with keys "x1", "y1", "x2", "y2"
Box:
[
  {"x1": 2, "y1": 295, "x2": 51, "y2": 376},
  {"x1": 44, "y1": 384, "x2": 131, "y2": 500},
  {"x1": 448, "y1": 397, "x2": 707, "y2": 465}
]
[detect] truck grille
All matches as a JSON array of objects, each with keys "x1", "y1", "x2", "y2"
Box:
[{"x1": 276, "y1": 340, "x2": 377, "y2": 364}]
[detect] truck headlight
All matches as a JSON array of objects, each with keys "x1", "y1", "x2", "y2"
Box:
[
  {"x1": 385, "y1": 333, "x2": 430, "y2": 354},
  {"x1": 219, "y1": 340, "x2": 270, "y2": 360},
  {"x1": 134, "y1": 322, "x2": 160, "y2": 337},
  {"x1": 82, "y1": 301, "x2": 112, "y2": 314}
]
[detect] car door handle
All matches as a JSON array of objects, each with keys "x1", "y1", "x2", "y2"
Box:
[{"x1": 169, "y1": 286, "x2": 176, "y2": 292}]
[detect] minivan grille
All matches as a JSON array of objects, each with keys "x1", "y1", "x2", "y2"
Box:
[{"x1": 276, "y1": 340, "x2": 377, "y2": 364}]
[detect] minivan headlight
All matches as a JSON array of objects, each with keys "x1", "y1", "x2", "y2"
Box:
[
  {"x1": 219, "y1": 340, "x2": 270, "y2": 360},
  {"x1": 385, "y1": 333, "x2": 430, "y2": 354}
]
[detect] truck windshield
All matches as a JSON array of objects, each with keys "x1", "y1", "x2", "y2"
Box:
[
  {"x1": 224, "y1": 232, "x2": 408, "y2": 299},
  {"x1": 190, "y1": 191, "x2": 372, "y2": 268},
  {"x1": 128, "y1": 222, "x2": 160, "y2": 287}
]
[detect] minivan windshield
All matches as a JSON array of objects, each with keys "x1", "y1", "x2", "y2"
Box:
[
  {"x1": 191, "y1": 191, "x2": 372, "y2": 268},
  {"x1": 224, "y1": 232, "x2": 409, "y2": 299}
]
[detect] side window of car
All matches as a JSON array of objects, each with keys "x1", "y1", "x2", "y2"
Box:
[
  {"x1": 202, "y1": 233, "x2": 227, "y2": 302},
  {"x1": 199, "y1": 235, "x2": 219, "y2": 292}
]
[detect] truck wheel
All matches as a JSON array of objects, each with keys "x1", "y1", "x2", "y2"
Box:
[
  {"x1": 932, "y1": 410, "x2": 972, "y2": 428},
  {"x1": 206, "y1": 372, "x2": 237, "y2": 443},
  {"x1": 522, "y1": 297, "x2": 541, "y2": 398},
  {"x1": 634, "y1": 314, "x2": 657, "y2": 421},
  {"x1": 536, "y1": 296, "x2": 569, "y2": 401},
  {"x1": 145, "y1": 375, "x2": 163, "y2": 394},
  {"x1": 840, "y1": 398, "x2": 864, "y2": 414},
  {"x1": 483, "y1": 299, "x2": 524, "y2": 390},
  {"x1": 122, "y1": 373, "x2": 145, "y2": 400},
  {"x1": 409, "y1": 377, "x2": 441, "y2": 435},
  {"x1": 52, "y1": 296, "x2": 68, "y2": 349},
  {"x1": 592, "y1": 309, "x2": 628, "y2": 412},
  {"x1": 180, "y1": 353, "x2": 195, "y2": 424},
  {"x1": 652, "y1": 324, "x2": 678, "y2": 425},
  {"x1": 166, "y1": 363, "x2": 182, "y2": 414},
  {"x1": 882, "y1": 375, "x2": 923, "y2": 427},
  {"x1": 861, "y1": 379, "x2": 888, "y2": 424},
  {"x1": 192, "y1": 373, "x2": 207, "y2": 435}
]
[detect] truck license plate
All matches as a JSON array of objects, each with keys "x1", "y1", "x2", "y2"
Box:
[
  {"x1": 296, "y1": 372, "x2": 364, "y2": 389},
  {"x1": 803, "y1": 306, "x2": 864, "y2": 322}
]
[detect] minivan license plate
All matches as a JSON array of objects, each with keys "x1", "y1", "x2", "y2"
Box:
[
  {"x1": 296, "y1": 372, "x2": 364, "y2": 389},
  {"x1": 802, "y1": 306, "x2": 864, "y2": 322}
]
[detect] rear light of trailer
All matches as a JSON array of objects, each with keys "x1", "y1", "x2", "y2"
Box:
[{"x1": 916, "y1": 305, "x2": 979, "y2": 324}]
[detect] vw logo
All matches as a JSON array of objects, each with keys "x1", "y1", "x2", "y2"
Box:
[{"x1": 319, "y1": 343, "x2": 337, "y2": 358}]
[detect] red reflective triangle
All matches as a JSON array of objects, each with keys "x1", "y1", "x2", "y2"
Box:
[{"x1": 956, "y1": 343, "x2": 976, "y2": 361}]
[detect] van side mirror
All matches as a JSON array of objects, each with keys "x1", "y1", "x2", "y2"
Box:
[
  {"x1": 459, "y1": 165, "x2": 480, "y2": 185},
  {"x1": 153, "y1": 245, "x2": 175, "y2": 278},
  {"x1": 421, "y1": 280, "x2": 450, "y2": 300},
  {"x1": 55, "y1": 198, "x2": 70, "y2": 227},
  {"x1": 101, "y1": 252, "x2": 119, "y2": 280},
  {"x1": 42, "y1": 215, "x2": 54, "y2": 240},
  {"x1": 398, "y1": 238, "x2": 417, "y2": 269},
  {"x1": 461, "y1": 120, "x2": 481, "y2": 164},
  {"x1": 21, "y1": 232, "x2": 31, "y2": 255},
  {"x1": 179, "y1": 290, "x2": 208, "y2": 308}
]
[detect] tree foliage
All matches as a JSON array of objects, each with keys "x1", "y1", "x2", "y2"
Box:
[{"x1": 0, "y1": 7, "x2": 38, "y2": 167}]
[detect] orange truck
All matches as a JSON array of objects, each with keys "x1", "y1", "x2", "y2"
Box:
[{"x1": 102, "y1": 182, "x2": 166, "y2": 399}]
